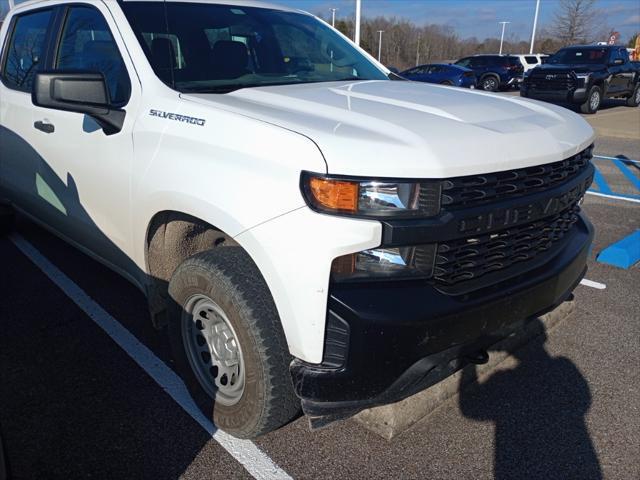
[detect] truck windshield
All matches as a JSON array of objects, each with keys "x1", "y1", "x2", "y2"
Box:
[
  {"x1": 547, "y1": 47, "x2": 610, "y2": 65},
  {"x1": 121, "y1": 2, "x2": 388, "y2": 93}
]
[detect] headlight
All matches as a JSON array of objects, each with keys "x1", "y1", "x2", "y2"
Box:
[
  {"x1": 301, "y1": 172, "x2": 441, "y2": 218},
  {"x1": 331, "y1": 244, "x2": 437, "y2": 281},
  {"x1": 575, "y1": 73, "x2": 590, "y2": 85}
]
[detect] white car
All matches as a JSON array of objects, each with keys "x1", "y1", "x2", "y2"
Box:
[
  {"x1": 0, "y1": 0, "x2": 595, "y2": 438},
  {"x1": 515, "y1": 53, "x2": 549, "y2": 72}
]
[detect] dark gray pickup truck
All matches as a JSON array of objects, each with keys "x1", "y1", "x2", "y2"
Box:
[{"x1": 521, "y1": 45, "x2": 640, "y2": 113}]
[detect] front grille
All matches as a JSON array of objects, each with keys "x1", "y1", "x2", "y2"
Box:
[
  {"x1": 433, "y1": 204, "x2": 581, "y2": 287},
  {"x1": 441, "y1": 147, "x2": 592, "y2": 209},
  {"x1": 527, "y1": 71, "x2": 575, "y2": 90}
]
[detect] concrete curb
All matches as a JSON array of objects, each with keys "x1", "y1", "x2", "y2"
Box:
[{"x1": 353, "y1": 300, "x2": 576, "y2": 440}]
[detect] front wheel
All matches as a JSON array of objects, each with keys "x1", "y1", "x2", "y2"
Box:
[
  {"x1": 580, "y1": 86, "x2": 602, "y2": 114},
  {"x1": 480, "y1": 76, "x2": 499, "y2": 92},
  {"x1": 626, "y1": 83, "x2": 640, "y2": 107},
  {"x1": 168, "y1": 248, "x2": 300, "y2": 439}
]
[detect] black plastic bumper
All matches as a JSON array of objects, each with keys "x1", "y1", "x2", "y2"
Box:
[
  {"x1": 291, "y1": 213, "x2": 593, "y2": 422},
  {"x1": 521, "y1": 87, "x2": 588, "y2": 104}
]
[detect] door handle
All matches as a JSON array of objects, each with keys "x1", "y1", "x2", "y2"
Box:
[{"x1": 34, "y1": 120, "x2": 55, "y2": 134}]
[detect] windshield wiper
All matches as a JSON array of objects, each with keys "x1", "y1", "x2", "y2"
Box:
[
  {"x1": 181, "y1": 78, "x2": 373, "y2": 94},
  {"x1": 181, "y1": 85, "x2": 249, "y2": 94}
]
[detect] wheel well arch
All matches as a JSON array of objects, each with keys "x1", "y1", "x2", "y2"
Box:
[
  {"x1": 479, "y1": 73, "x2": 500, "y2": 85},
  {"x1": 480, "y1": 72, "x2": 500, "y2": 80},
  {"x1": 144, "y1": 210, "x2": 239, "y2": 328}
]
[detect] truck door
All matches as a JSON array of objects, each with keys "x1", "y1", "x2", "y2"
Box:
[
  {"x1": 615, "y1": 47, "x2": 634, "y2": 92},
  {"x1": 23, "y1": 1, "x2": 142, "y2": 277},
  {"x1": 607, "y1": 48, "x2": 629, "y2": 94},
  {"x1": 0, "y1": 7, "x2": 56, "y2": 213}
]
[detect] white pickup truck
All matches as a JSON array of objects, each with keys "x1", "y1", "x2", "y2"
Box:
[{"x1": 0, "y1": 0, "x2": 596, "y2": 439}]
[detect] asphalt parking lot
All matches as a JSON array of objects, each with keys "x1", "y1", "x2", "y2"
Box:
[{"x1": 1, "y1": 99, "x2": 639, "y2": 480}]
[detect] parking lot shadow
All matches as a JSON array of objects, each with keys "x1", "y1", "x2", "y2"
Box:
[
  {"x1": 0, "y1": 125, "x2": 221, "y2": 477},
  {"x1": 458, "y1": 318, "x2": 602, "y2": 480}
]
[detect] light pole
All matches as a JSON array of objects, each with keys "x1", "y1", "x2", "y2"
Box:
[
  {"x1": 529, "y1": 0, "x2": 540, "y2": 54},
  {"x1": 354, "y1": 0, "x2": 361, "y2": 46},
  {"x1": 377, "y1": 30, "x2": 384, "y2": 62},
  {"x1": 499, "y1": 21, "x2": 510, "y2": 55},
  {"x1": 330, "y1": 8, "x2": 338, "y2": 27}
]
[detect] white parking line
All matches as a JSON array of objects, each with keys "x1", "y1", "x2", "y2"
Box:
[
  {"x1": 580, "y1": 279, "x2": 607, "y2": 290},
  {"x1": 585, "y1": 191, "x2": 640, "y2": 204},
  {"x1": 9, "y1": 233, "x2": 291, "y2": 480}
]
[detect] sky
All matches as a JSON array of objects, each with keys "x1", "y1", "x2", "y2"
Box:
[
  {"x1": 1, "y1": 0, "x2": 638, "y2": 41},
  {"x1": 274, "y1": 0, "x2": 640, "y2": 42}
]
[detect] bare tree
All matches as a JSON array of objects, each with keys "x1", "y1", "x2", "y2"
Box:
[
  {"x1": 317, "y1": 10, "x2": 594, "y2": 71},
  {"x1": 549, "y1": 0, "x2": 604, "y2": 47}
]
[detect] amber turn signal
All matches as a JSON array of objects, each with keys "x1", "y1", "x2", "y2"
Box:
[{"x1": 307, "y1": 177, "x2": 359, "y2": 213}]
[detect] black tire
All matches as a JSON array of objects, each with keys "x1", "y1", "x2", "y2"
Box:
[
  {"x1": 167, "y1": 247, "x2": 300, "y2": 439},
  {"x1": 440, "y1": 80, "x2": 453, "y2": 86},
  {"x1": 626, "y1": 83, "x2": 640, "y2": 107},
  {"x1": 480, "y1": 75, "x2": 499, "y2": 92},
  {"x1": 0, "y1": 204, "x2": 14, "y2": 236},
  {"x1": 580, "y1": 86, "x2": 602, "y2": 114}
]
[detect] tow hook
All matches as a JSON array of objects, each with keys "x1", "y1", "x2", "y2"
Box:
[{"x1": 466, "y1": 350, "x2": 489, "y2": 365}]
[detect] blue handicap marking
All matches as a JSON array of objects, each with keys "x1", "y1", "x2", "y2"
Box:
[
  {"x1": 593, "y1": 168, "x2": 613, "y2": 194},
  {"x1": 612, "y1": 158, "x2": 640, "y2": 191},
  {"x1": 597, "y1": 230, "x2": 640, "y2": 269},
  {"x1": 590, "y1": 156, "x2": 640, "y2": 200}
]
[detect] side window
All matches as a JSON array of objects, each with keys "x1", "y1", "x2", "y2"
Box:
[
  {"x1": 455, "y1": 58, "x2": 471, "y2": 68},
  {"x1": 2, "y1": 9, "x2": 53, "y2": 92},
  {"x1": 471, "y1": 57, "x2": 487, "y2": 68},
  {"x1": 617, "y1": 48, "x2": 627, "y2": 62},
  {"x1": 524, "y1": 56, "x2": 538, "y2": 65},
  {"x1": 56, "y1": 6, "x2": 130, "y2": 105}
]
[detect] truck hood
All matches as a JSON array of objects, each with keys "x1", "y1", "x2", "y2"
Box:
[{"x1": 184, "y1": 80, "x2": 595, "y2": 178}]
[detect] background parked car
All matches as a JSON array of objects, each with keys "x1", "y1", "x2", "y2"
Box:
[
  {"x1": 454, "y1": 54, "x2": 524, "y2": 91},
  {"x1": 513, "y1": 54, "x2": 549, "y2": 72},
  {"x1": 401, "y1": 63, "x2": 476, "y2": 88},
  {"x1": 521, "y1": 45, "x2": 640, "y2": 114}
]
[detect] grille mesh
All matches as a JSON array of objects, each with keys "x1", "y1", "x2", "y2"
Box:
[
  {"x1": 441, "y1": 147, "x2": 592, "y2": 209},
  {"x1": 433, "y1": 205, "x2": 581, "y2": 287},
  {"x1": 527, "y1": 71, "x2": 576, "y2": 91}
]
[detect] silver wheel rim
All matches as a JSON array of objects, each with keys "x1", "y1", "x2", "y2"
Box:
[
  {"x1": 590, "y1": 91, "x2": 600, "y2": 111},
  {"x1": 483, "y1": 78, "x2": 496, "y2": 90},
  {"x1": 182, "y1": 294, "x2": 245, "y2": 406},
  {"x1": 635, "y1": 87, "x2": 640, "y2": 103}
]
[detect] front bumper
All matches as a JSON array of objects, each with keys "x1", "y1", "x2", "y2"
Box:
[
  {"x1": 521, "y1": 86, "x2": 588, "y2": 104},
  {"x1": 507, "y1": 76, "x2": 524, "y2": 86},
  {"x1": 292, "y1": 214, "x2": 592, "y2": 422}
]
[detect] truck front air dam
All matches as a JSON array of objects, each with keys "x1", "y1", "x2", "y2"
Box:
[{"x1": 291, "y1": 214, "x2": 594, "y2": 426}]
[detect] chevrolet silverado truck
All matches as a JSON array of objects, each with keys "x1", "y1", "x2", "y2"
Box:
[
  {"x1": 521, "y1": 45, "x2": 640, "y2": 113},
  {"x1": 0, "y1": 0, "x2": 595, "y2": 439}
]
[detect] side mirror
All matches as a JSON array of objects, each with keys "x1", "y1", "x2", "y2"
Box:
[{"x1": 32, "y1": 71, "x2": 125, "y2": 135}]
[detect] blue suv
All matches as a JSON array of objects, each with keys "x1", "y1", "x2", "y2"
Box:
[
  {"x1": 454, "y1": 55, "x2": 524, "y2": 92},
  {"x1": 401, "y1": 64, "x2": 476, "y2": 88}
]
